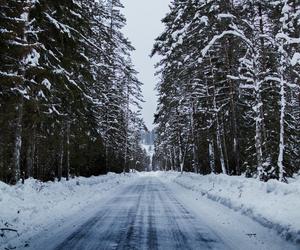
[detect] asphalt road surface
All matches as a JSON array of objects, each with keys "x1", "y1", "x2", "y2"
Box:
[{"x1": 28, "y1": 176, "x2": 298, "y2": 250}]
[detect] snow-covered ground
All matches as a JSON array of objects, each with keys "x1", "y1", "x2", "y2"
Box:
[
  {"x1": 156, "y1": 171, "x2": 300, "y2": 244},
  {"x1": 1, "y1": 171, "x2": 299, "y2": 249},
  {"x1": 0, "y1": 173, "x2": 139, "y2": 249}
]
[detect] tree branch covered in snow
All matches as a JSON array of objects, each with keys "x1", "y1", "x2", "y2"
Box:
[
  {"x1": 0, "y1": 0, "x2": 147, "y2": 184},
  {"x1": 152, "y1": 0, "x2": 300, "y2": 181}
]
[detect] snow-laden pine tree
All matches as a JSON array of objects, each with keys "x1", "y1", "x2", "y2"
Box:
[
  {"x1": 0, "y1": 0, "x2": 146, "y2": 183},
  {"x1": 274, "y1": 0, "x2": 300, "y2": 181},
  {"x1": 0, "y1": 0, "x2": 40, "y2": 183},
  {"x1": 153, "y1": 0, "x2": 300, "y2": 181}
]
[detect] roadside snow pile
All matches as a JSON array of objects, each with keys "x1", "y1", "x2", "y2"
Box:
[
  {"x1": 0, "y1": 173, "x2": 137, "y2": 248},
  {"x1": 162, "y1": 171, "x2": 300, "y2": 243}
]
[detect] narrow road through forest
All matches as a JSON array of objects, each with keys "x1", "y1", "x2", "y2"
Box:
[{"x1": 27, "y1": 175, "x2": 298, "y2": 250}]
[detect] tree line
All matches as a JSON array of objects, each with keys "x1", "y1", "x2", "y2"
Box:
[
  {"x1": 152, "y1": 0, "x2": 300, "y2": 182},
  {"x1": 0, "y1": 0, "x2": 148, "y2": 184}
]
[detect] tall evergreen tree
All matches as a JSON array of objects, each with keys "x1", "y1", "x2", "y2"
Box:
[
  {"x1": 0, "y1": 0, "x2": 147, "y2": 183},
  {"x1": 152, "y1": 0, "x2": 300, "y2": 181}
]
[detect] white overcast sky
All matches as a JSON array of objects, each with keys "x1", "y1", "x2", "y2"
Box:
[{"x1": 122, "y1": 0, "x2": 170, "y2": 130}]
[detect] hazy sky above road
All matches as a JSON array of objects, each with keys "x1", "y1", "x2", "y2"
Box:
[{"x1": 122, "y1": 0, "x2": 170, "y2": 130}]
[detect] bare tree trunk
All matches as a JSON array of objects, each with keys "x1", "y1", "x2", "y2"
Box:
[
  {"x1": 123, "y1": 140, "x2": 128, "y2": 173},
  {"x1": 169, "y1": 149, "x2": 174, "y2": 171},
  {"x1": 12, "y1": 100, "x2": 23, "y2": 184},
  {"x1": 105, "y1": 140, "x2": 109, "y2": 173},
  {"x1": 26, "y1": 143, "x2": 32, "y2": 178},
  {"x1": 215, "y1": 114, "x2": 226, "y2": 174},
  {"x1": 221, "y1": 119, "x2": 230, "y2": 173},
  {"x1": 66, "y1": 121, "x2": 70, "y2": 181},
  {"x1": 278, "y1": 75, "x2": 286, "y2": 182},
  {"x1": 229, "y1": 79, "x2": 240, "y2": 175},
  {"x1": 35, "y1": 133, "x2": 39, "y2": 179},
  {"x1": 179, "y1": 143, "x2": 183, "y2": 174},
  {"x1": 212, "y1": 85, "x2": 226, "y2": 174},
  {"x1": 225, "y1": 37, "x2": 241, "y2": 175},
  {"x1": 277, "y1": 33, "x2": 288, "y2": 182},
  {"x1": 208, "y1": 137, "x2": 215, "y2": 173},
  {"x1": 209, "y1": 55, "x2": 227, "y2": 175},
  {"x1": 257, "y1": 2, "x2": 269, "y2": 153},
  {"x1": 255, "y1": 95, "x2": 264, "y2": 179},
  {"x1": 0, "y1": 136, "x2": 3, "y2": 180},
  {"x1": 229, "y1": 80, "x2": 241, "y2": 175},
  {"x1": 124, "y1": 85, "x2": 129, "y2": 173},
  {"x1": 190, "y1": 101, "x2": 198, "y2": 173},
  {"x1": 173, "y1": 147, "x2": 176, "y2": 171},
  {"x1": 31, "y1": 127, "x2": 36, "y2": 175},
  {"x1": 205, "y1": 77, "x2": 215, "y2": 174},
  {"x1": 253, "y1": 52, "x2": 264, "y2": 180},
  {"x1": 58, "y1": 127, "x2": 64, "y2": 182},
  {"x1": 26, "y1": 124, "x2": 36, "y2": 178},
  {"x1": 12, "y1": 1, "x2": 32, "y2": 184},
  {"x1": 179, "y1": 139, "x2": 188, "y2": 174},
  {"x1": 177, "y1": 121, "x2": 186, "y2": 174}
]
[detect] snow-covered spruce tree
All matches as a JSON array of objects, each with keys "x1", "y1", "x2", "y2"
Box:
[
  {"x1": 98, "y1": 0, "x2": 145, "y2": 173},
  {"x1": 236, "y1": 0, "x2": 299, "y2": 180},
  {"x1": 286, "y1": 0, "x2": 300, "y2": 175},
  {"x1": 153, "y1": 0, "x2": 244, "y2": 175},
  {"x1": 0, "y1": 0, "x2": 40, "y2": 183},
  {"x1": 121, "y1": 59, "x2": 144, "y2": 172},
  {"x1": 0, "y1": 0, "x2": 145, "y2": 183},
  {"x1": 274, "y1": 0, "x2": 300, "y2": 180},
  {"x1": 231, "y1": 0, "x2": 273, "y2": 180},
  {"x1": 153, "y1": 0, "x2": 205, "y2": 173},
  {"x1": 153, "y1": 0, "x2": 300, "y2": 180},
  {"x1": 28, "y1": 0, "x2": 99, "y2": 181}
]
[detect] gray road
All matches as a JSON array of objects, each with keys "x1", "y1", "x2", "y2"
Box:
[{"x1": 44, "y1": 177, "x2": 229, "y2": 250}]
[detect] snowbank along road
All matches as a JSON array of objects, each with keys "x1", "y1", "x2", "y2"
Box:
[{"x1": 25, "y1": 174, "x2": 298, "y2": 250}]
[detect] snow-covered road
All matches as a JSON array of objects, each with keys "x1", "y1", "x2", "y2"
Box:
[{"x1": 25, "y1": 175, "x2": 297, "y2": 250}]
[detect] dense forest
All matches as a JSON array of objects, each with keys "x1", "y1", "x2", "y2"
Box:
[
  {"x1": 0, "y1": 0, "x2": 148, "y2": 184},
  {"x1": 152, "y1": 0, "x2": 300, "y2": 182},
  {"x1": 1, "y1": 0, "x2": 300, "y2": 185}
]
